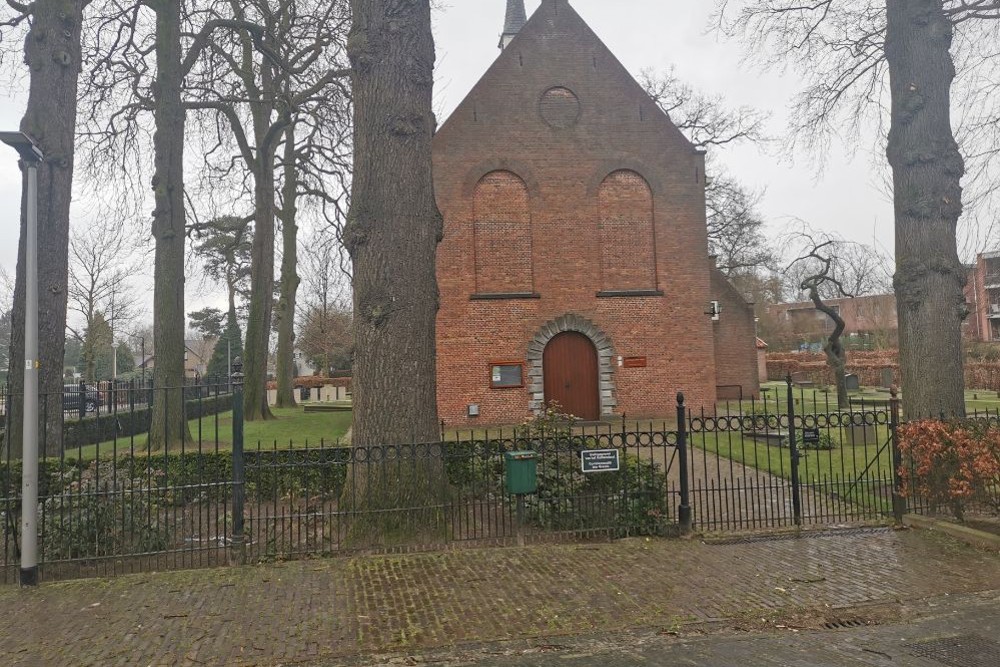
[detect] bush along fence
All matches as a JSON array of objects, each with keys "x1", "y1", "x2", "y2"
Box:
[{"x1": 1, "y1": 374, "x2": 997, "y2": 584}]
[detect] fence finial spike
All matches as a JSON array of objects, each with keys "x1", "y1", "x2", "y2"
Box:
[
  {"x1": 890, "y1": 385, "x2": 898, "y2": 399},
  {"x1": 676, "y1": 392, "x2": 685, "y2": 406}
]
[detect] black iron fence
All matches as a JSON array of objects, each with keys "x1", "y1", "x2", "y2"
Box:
[
  {"x1": 1, "y1": 376, "x2": 997, "y2": 583},
  {"x1": 0, "y1": 376, "x2": 230, "y2": 421}
]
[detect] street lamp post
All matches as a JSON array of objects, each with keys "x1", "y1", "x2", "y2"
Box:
[
  {"x1": 1, "y1": 130, "x2": 44, "y2": 587},
  {"x1": 112, "y1": 341, "x2": 119, "y2": 380}
]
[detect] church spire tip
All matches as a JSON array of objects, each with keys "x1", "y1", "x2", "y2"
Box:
[{"x1": 500, "y1": 0, "x2": 527, "y2": 50}]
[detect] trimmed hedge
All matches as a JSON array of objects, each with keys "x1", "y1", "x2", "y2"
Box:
[
  {"x1": 767, "y1": 350, "x2": 1000, "y2": 392},
  {"x1": 1, "y1": 447, "x2": 352, "y2": 507},
  {"x1": 62, "y1": 393, "x2": 233, "y2": 451}
]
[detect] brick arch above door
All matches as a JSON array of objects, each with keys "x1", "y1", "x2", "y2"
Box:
[{"x1": 525, "y1": 314, "x2": 616, "y2": 417}]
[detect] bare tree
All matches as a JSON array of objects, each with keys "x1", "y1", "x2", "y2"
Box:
[
  {"x1": 640, "y1": 68, "x2": 776, "y2": 279},
  {"x1": 185, "y1": 0, "x2": 351, "y2": 420},
  {"x1": 705, "y1": 175, "x2": 776, "y2": 277},
  {"x1": 715, "y1": 0, "x2": 1000, "y2": 416},
  {"x1": 2, "y1": 0, "x2": 88, "y2": 457},
  {"x1": 273, "y1": 84, "x2": 353, "y2": 407},
  {"x1": 787, "y1": 231, "x2": 856, "y2": 409},
  {"x1": 67, "y1": 225, "x2": 141, "y2": 380},
  {"x1": 782, "y1": 231, "x2": 893, "y2": 301},
  {"x1": 639, "y1": 68, "x2": 770, "y2": 151},
  {"x1": 78, "y1": 0, "x2": 292, "y2": 445},
  {"x1": 297, "y1": 229, "x2": 351, "y2": 375}
]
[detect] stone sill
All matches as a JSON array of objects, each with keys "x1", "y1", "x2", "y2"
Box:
[
  {"x1": 596, "y1": 289, "x2": 664, "y2": 298},
  {"x1": 470, "y1": 292, "x2": 541, "y2": 301}
]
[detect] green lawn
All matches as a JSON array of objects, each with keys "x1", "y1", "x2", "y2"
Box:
[
  {"x1": 745, "y1": 381, "x2": 1000, "y2": 416},
  {"x1": 688, "y1": 425, "x2": 897, "y2": 513},
  {"x1": 68, "y1": 407, "x2": 353, "y2": 460},
  {"x1": 690, "y1": 426, "x2": 894, "y2": 483}
]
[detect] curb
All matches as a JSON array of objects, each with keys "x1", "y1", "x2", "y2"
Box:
[{"x1": 903, "y1": 514, "x2": 1000, "y2": 551}]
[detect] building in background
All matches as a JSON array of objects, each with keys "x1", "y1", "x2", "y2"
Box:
[
  {"x1": 766, "y1": 294, "x2": 899, "y2": 352},
  {"x1": 966, "y1": 251, "x2": 1000, "y2": 343}
]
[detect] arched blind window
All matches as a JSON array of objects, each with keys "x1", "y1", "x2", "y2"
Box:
[
  {"x1": 598, "y1": 170, "x2": 656, "y2": 291},
  {"x1": 473, "y1": 171, "x2": 533, "y2": 294}
]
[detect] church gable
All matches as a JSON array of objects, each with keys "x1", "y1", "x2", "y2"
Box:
[{"x1": 435, "y1": 0, "x2": 698, "y2": 161}]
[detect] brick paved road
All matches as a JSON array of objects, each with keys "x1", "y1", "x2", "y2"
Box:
[
  {"x1": 0, "y1": 527, "x2": 998, "y2": 666},
  {"x1": 371, "y1": 591, "x2": 1000, "y2": 667}
]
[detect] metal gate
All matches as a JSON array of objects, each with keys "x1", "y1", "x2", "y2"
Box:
[{"x1": 681, "y1": 382, "x2": 900, "y2": 532}]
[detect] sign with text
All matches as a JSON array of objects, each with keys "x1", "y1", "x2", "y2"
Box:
[
  {"x1": 623, "y1": 357, "x2": 647, "y2": 368},
  {"x1": 801, "y1": 427, "x2": 821, "y2": 444},
  {"x1": 580, "y1": 449, "x2": 621, "y2": 473}
]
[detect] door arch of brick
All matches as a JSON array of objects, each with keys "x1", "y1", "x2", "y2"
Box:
[{"x1": 526, "y1": 314, "x2": 616, "y2": 417}]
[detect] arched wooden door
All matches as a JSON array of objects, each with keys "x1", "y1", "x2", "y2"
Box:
[{"x1": 543, "y1": 332, "x2": 600, "y2": 420}]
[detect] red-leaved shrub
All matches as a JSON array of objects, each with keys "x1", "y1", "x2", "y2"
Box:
[{"x1": 897, "y1": 419, "x2": 1000, "y2": 520}]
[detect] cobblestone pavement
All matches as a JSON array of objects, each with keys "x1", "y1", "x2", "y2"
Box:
[
  {"x1": 1, "y1": 527, "x2": 998, "y2": 666},
  {"x1": 361, "y1": 591, "x2": 1000, "y2": 666}
]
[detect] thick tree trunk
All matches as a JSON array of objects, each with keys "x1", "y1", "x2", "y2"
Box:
[
  {"x1": 341, "y1": 0, "x2": 444, "y2": 543},
  {"x1": 275, "y1": 125, "x2": 300, "y2": 408},
  {"x1": 5, "y1": 0, "x2": 83, "y2": 459},
  {"x1": 149, "y1": 0, "x2": 192, "y2": 450},
  {"x1": 243, "y1": 133, "x2": 277, "y2": 421},
  {"x1": 345, "y1": 0, "x2": 442, "y2": 446},
  {"x1": 886, "y1": 0, "x2": 967, "y2": 419}
]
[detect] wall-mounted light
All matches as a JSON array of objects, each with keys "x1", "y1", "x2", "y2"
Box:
[{"x1": 706, "y1": 301, "x2": 721, "y2": 321}]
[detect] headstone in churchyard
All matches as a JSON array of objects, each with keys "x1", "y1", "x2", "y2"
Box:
[
  {"x1": 845, "y1": 374, "x2": 860, "y2": 392},
  {"x1": 849, "y1": 424, "x2": 878, "y2": 447},
  {"x1": 790, "y1": 371, "x2": 814, "y2": 387},
  {"x1": 880, "y1": 368, "x2": 894, "y2": 389}
]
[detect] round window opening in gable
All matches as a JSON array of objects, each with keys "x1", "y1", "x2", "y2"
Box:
[{"x1": 539, "y1": 87, "x2": 581, "y2": 129}]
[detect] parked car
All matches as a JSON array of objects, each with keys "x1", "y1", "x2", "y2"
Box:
[{"x1": 63, "y1": 385, "x2": 101, "y2": 414}]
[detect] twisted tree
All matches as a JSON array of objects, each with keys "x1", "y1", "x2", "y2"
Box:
[
  {"x1": 788, "y1": 235, "x2": 856, "y2": 409},
  {"x1": 716, "y1": 0, "x2": 1000, "y2": 416}
]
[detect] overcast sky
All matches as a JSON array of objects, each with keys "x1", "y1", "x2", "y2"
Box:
[{"x1": 0, "y1": 0, "x2": 897, "y2": 319}]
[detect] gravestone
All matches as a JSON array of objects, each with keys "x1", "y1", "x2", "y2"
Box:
[
  {"x1": 845, "y1": 374, "x2": 860, "y2": 392},
  {"x1": 790, "y1": 371, "x2": 814, "y2": 387},
  {"x1": 880, "y1": 368, "x2": 894, "y2": 389}
]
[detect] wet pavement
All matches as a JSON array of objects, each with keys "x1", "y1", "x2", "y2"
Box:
[{"x1": 1, "y1": 526, "x2": 998, "y2": 666}]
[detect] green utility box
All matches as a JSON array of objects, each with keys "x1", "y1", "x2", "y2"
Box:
[{"x1": 504, "y1": 451, "x2": 538, "y2": 495}]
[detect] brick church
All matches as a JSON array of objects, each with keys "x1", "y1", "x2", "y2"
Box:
[{"x1": 433, "y1": 0, "x2": 759, "y2": 425}]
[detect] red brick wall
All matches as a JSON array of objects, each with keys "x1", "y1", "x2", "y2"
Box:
[
  {"x1": 598, "y1": 170, "x2": 656, "y2": 291},
  {"x1": 473, "y1": 171, "x2": 534, "y2": 294},
  {"x1": 711, "y1": 268, "x2": 760, "y2": 399},
  {"x1": 432, "y1": 1, "x2": 719, "y2": 425}
]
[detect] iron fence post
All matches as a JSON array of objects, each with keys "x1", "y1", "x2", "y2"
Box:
[
  {"x1": 786, "y1": 374, "x2": 802, "y2": 526},
  {"x1": 676, "y1": 393, "x2": 692, "y2": 534},
  {"x1": 78, "y1": 380, "x2": 86, "y2": 422},
  {"x1": 231, "y1": 358, "x2": 246, "y2": 564},
  {"x1": 889, "y1": 386, "x2": 906, "y2": 524}
]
